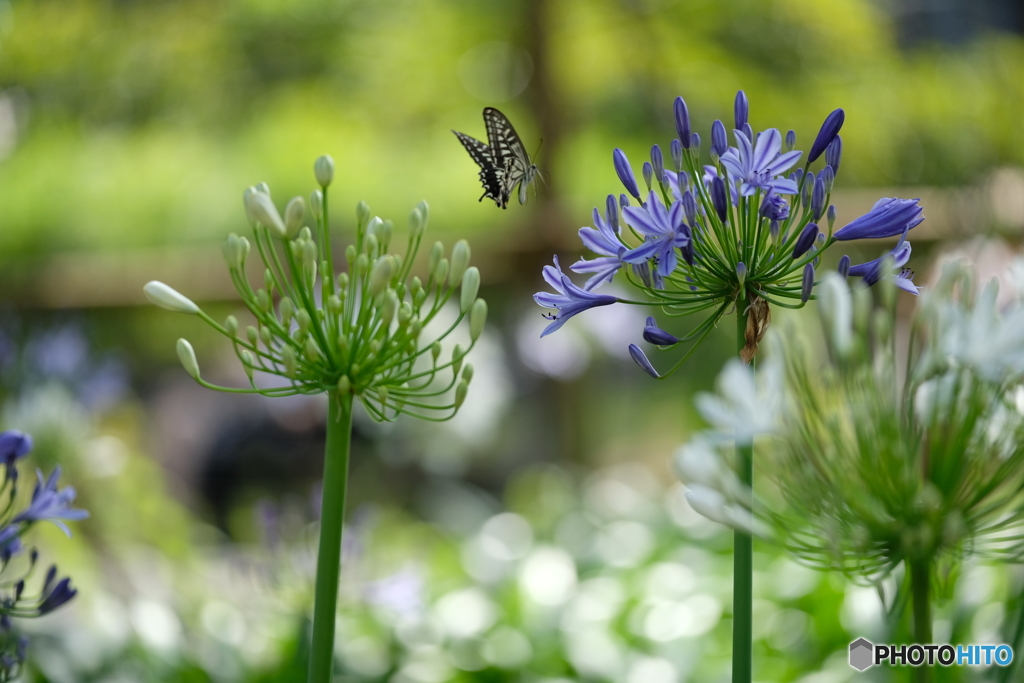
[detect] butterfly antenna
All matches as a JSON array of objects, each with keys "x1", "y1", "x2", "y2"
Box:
[{"x1": 533, "y1": 137, "x2": 544, "y2": 161}]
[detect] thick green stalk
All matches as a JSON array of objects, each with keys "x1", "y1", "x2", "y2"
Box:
[
  {"x1": 733, "y1": 308, "x2": 753, "y2": 683},
  {"x1": 909, "y1": 559, "x2": 932, "y2": 683},
  {"x1": 308, "y1": 392, "x2": 354, "y2": 683}
]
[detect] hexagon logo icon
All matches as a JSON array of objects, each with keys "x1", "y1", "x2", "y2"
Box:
[{"x1": 849, "y1": 638, "x2": 874, "y2": 671}]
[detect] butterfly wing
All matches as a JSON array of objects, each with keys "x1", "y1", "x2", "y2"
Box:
[
  {"x1": 484, "y1": 107, "x2": 538, "y2": 206},
  {"x1": 453, "y1": 130, "x2": 507, "y2": 208}
]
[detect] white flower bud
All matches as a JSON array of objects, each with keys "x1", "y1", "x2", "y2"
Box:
[
  {"x1": 314, "y1": 155, "x2": 335, "y2": 187},
  {"x1": 450, "y1": 239, "x2": 471, "y2": 284},
  {"x1": 176, "y1": 339, "x2": 201, "y2": 380},
  {"x1": 434, "y1": 258, "x2": 449, "y2": 286},
  {"x1": 247, "y1": 191, "x2": 287, "y2": 238},
  {"x1": 282, "y1": 346, "x2": 297, "y2": 378},
  {"x1": 284, "y1": 196, "x2": 305, "y2": 239},
  {"x1": 460, "y1": 267, "x2": 480, "y2": 313},
  {"x1": 304, "y1": 336, "x2": 320, "y2": 361},
  {"x1": 454, "y1": 381, "x2": 469, "y2": 409},
  {"x1": 222, "y1": 233, "x2": 243, "y2": 269},
  {"x1": 256, "y1": 182, "x2": 270, "y2": 195},
  {"x1": 296, "y1": 308, "x2": 312, "y2": 333},
  {"x1": 416, "y1": 200, "x2": 429, "y2": 228},
  {"x1": 452, "y1": 343, "x2": 465, "y2": 376},
  {"x1": 369, "y1": 257, "x2": 394, "y2": 298},
  {"x1": 310, "y1": 190, "x2": 323, "y2": 219},
  {"x1": 144, "y1": 281, "x2": 199, "y2": 315},
  {"x1": 225, "y1": 315, "x2": 238, "y2": 336},
  {"x1": 469, "y1": 298, "x2": 487, "y2": 341},
  {"x1": 428, "y1": 241, "x2": 443, "y2": 274},
  {"x1": 356, "y1": 201, "x2": 370, "y2": 226},
  {"x1": 818, "y1": 273, "x2": 853, "y2": 357},
  {"x1": 462, "y1": 364, "x2": 474, "y2": 383},
  {"x1": 240, "y1": 350, "x2": 255, "y2": 380},
  {"x1": 409, "y1": 208, "x2": 424, "y2": 236},
  {"x1": 337, "y1": 375, "x2": 351, "y2": 394},
  {"x1": 684, "y1": 485, "x2": 729, "y2": 525}
]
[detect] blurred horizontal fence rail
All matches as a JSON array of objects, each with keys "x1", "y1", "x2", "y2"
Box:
[{"x1": 2, "y1": 177, "x2": 1023, "y2": 310}]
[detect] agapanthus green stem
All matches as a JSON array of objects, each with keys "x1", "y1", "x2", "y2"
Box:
[
  {"x1": 733, "y1": 308, "x2": 753, "y2": 683},
  {"x1": 308, "y1": 391, "x2": 353, "y2": 683},
  {"x1": 910, "y1": 559, "x2": 932, "y2": 683}
]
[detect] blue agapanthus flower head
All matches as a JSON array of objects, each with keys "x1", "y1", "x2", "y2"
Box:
[{"x1": 536, "y1": 91, "x2": 926, "y2": 376}]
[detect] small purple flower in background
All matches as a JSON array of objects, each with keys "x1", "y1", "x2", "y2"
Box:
[
  {"x1": 0, "y1": 429, "x2": 85, "y2": 677},
  {"x1": 363, "y1": 565, "x2": 425, "y2": 616},
  {"x1": 13, "y1": 467, "x2": 89, "y2": 536},
  {"x1": 0, "y1": 432, "x2": 31, "y2": 482},
  {"x1": 719, "y1": 128, "x2": 802, "y2": 197},
  {"x1": 534, "y1": 257, "x2": 618, "y2": 337}
]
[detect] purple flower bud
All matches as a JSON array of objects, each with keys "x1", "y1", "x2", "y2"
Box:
[
  {"x1": 759, "y1": 193, "x2": 789, "y2": 221},
  {"x1": 642, "y1": 161, "x2": 654, "y2": 191},
  {"x1": 736, "y1": 262, "x2": 747, "y2": 287},
  {"x1": 770, "y1": 220, "x2": 780, "y2": 242},
  {"x1": 808, "y1": 108, "x2": 845, "y2": 163},
  {"x1": 801, "y1": 263, "x2": 815, "y2": 303},
  {"x1": 38, "y1": 577, "x2": 77, "y2": 615},
  {"x1": 734, "y1": 90, "x2": 749, "y2": 130},
  {"x1": 785, "y1": 129, "x2": 796, "y2": 151},
  {"x1": 620, "y1": 194, "x2": 631, "y2": 210},
  {"x1": 838, "y1": 254, "x2": 851, "y2": 279},
  {"x1": 801, "y1": 171, "x2": 814, "y2": 209},
  {"x1": 690, "y1": 132, "x2": 701, "y2": 154},
  {"x1": 643, "y1": 316, "x2": 680, "y2": 346},
  {"x1": 675, "y1": 96, "x2": 691, "y2": 149},
  {"x1": 711, "y1": 176, "x2": 728, "y2": 223},
  {"x1": 613, "y1": 148, "x2": 641, "y2": 200},
  {"x1": 834, "y1": 197, "x2": 924, "y2": 241},
  {"x1": 681, "y1": 190, "x2": 698, "y2": 224},
  {"x1": 606, "y1": 195, "x2": 619, "y2": 233},
  {"x1": 629, "y1": 344, "x2": 660, "y2": 378},
  {"x1": 676, "y1": 171, "x2": 688, "y2": 192},
  {"x1": 826, "y1": 204, "x2": 837, "y2": 229},
  {"x1": 791, "y1": 167, "x2": 804, "y2": 185},
  {"x1": 792, "y1": 222, "x2": 819, "y2": 258},
  {"x1": 711, "y1": 120, "x2": 728, "y2": 157},
  {"x1": 811, "y1": 174, "x2": 826, "y2": 220},
  {"x1": 826, "y1": 135, "x2": 842, "y2": 175},
  {"x1": 822, "y1": 165, "x2": 835, "y2": 193},
  {"x1": 742, "y1": 123, "x2": 754, "y2": 144},
  {"x1": 681, "y1": 234, "x2": 694, "y2": 266},
  {"x1": 670, "y1": 139, "x2": 683, "y2": 172},
  {"x1": 650, "y1": 145, "x2": 664, "y2": 183}
]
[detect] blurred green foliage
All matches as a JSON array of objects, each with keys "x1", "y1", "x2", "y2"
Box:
[{"x1": 0, "y1": 0, "x2": 1022, "y2": 257}]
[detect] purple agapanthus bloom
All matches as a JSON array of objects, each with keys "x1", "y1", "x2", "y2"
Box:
[
  {"x1": 572, "y1": 204, "x2": 627, "y2": 290},
  {"x1": 848, "y1": 234, "x2": 920, "y2": 295},
  {"x1": 0, "y1": 431, "x2": 32, "y2": 482},
  {"x1": 620, "y1": 192, "x2": 690, "y2": 277},
  {"x1": 13, "y1": 467, "x2": 89, "y2": 536},
  {"x1": 719, "y1": 128, "x2": 802, "y2": 197},
  {"x1": 613, "y1": 148, "x2": 641, "y2": 200},
  {"x1": 535, "y1": 257, "x2": 618, "y2": 337},
  {"x1": 833, "y1": 197, "x2": 924, "y2": 241}
]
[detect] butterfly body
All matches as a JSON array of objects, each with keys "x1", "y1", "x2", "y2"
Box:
[{"x1": 453, "y1": 107, "x2": 538, "y2": 209}]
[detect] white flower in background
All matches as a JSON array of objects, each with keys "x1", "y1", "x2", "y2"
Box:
[{"x1": 694, "y1": 357, "x2": 782, "y2": 444}]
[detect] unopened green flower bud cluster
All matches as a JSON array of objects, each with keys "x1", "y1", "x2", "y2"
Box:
[{"x1": 145, "y1": 155, "x2": 487, "y2": 421}]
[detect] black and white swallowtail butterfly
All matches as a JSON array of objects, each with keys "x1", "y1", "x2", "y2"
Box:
[{"x1": 452, "y1": 107, "x2": 538, "y2": 209}]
